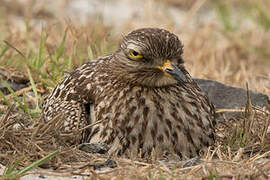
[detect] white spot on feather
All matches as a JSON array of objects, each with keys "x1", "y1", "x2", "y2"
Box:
[{"x1": 59, "y1": 84, "x2": 65, "y2": 90}]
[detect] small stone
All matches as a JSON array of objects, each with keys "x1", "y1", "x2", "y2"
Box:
[
  {"x1": 93, "y1": 158, "x2": 117, "y2": 170},
  {"x1": 78, "y1": 142, "x2": 109, "y2": 154}
]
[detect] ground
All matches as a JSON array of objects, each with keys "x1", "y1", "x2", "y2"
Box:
[{"x1": 0, "y1": 0, "x2": 269, "y2": 179}]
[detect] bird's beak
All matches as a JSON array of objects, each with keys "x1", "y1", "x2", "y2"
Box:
[{"x1": 155, "y1": 60, "x2": 187, "y2": 82}]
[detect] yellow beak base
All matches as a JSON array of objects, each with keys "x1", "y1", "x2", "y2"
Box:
[
  {"x1": 155, "y1": 60, "x2": 187, "y2": 82},
  {"x1": 155, "y1": 60, "x2": 174, "y2": 77}
]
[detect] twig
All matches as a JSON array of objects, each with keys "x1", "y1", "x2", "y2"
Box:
[
  {"x1": 78, "y1": 119, "x2": 105, "y2": 132},
  {"x1": 244, "y1": 83, "x2": 255, "y2": 135},
  {"x1": 187, "y1": 164, "x2": 202, "y2": 175},
  {"x1": 261, "y1": 115, "x2": 270, "y2": 145},
  {"x1": 252, "y1": 163, "x2": 269, "y2": 180},
  {"x1": 0, "y1": 118, "x2": 18, "y2": 131},
  {"x1": 159, "y1": 161, "x2": 173, "y2": 175},
  {"x1": 4, "y1": 84, "x2": 41, "y2": 100},
  {"x1": 216, "y1": 108, "x2": 245, "y2": 113},
  {"x1": 38, "y1": 114, "x2": 62, "y2": 137},
  {"x1": 89, "y1": 169, "x2": 107, "y2": 180},
  {"x1": 216, "y1": 107, "x2": 270, "y2": 114},
  {"x1": 178, "y1": 164, "x2": 201, "y2": 171},
  {"x1": 0, "y1": 104, "x2": 14, "y2": 128},
  {"x1": 248, "y1": 151, "x2": 270, "y2": 162},
  {"x1": 253, "y1": 106, "x2": 270, "y2": 115},
  {"x1": 120, "y1": 158, "x2": 152, "y2": 166}
]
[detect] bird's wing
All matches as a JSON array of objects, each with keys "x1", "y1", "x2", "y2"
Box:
[{"x1": 42, "y1": 54, "x2": 114, "y2": 137}]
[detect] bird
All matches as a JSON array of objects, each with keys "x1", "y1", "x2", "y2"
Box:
[{"x1": 42, "y1": 28, "x2": 216, "y2": 159}]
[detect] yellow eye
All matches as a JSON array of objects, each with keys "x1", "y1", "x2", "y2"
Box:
[{"x1": 129, "y1": 49, "x2": 143, "y2": 59}]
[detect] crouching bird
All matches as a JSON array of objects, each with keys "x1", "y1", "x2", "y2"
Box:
[{"x1": 42, "y1": 28, "x2": 216, "y2": 159}]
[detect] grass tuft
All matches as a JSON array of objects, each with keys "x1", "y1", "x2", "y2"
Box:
[{"x1": 1, "y1": 150, "x2": 59, "y2": 180}]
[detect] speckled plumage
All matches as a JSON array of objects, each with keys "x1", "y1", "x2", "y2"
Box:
[{"x1": 42, "y1": 28, "x2": 216, "y2": 159}]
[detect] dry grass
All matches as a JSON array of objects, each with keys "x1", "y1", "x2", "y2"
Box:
[
  {"x1": 0, "y1": 102, "x2": 269, "y2": 179},
  {"x1": 0, "y1": 0, "x2": 269, "y2": 179}
]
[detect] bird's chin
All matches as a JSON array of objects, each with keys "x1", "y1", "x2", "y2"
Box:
[
  {"x1": 136, "y1": 75, "x2": 178, "y2": 87},
  {"x1": 151, "y1": 76, "x2": 179, "y2": 87},
  {"x1": 116, "y1": 65, "x2": 179, "y2": 87}
]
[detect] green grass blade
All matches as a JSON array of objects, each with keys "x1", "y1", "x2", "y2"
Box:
[
  {"x1": 214, "y1": 1, "x2": 234, "y2": 31},
  {"x1": 253, "y1": 1, "x2": 270, "y2": 30},
  {"x1": 34, "y1": 30, "x2": 48, "y2": 69},
  {"x1": 88, "y1": 46, "x2": 94, "y2": 60},
  {"x1": 16, "y1": 150, "x2": 59, "y2": 176},
  {"x1": 27, "y1": 68, "x2": 40, "y2": 110},
  {"x1": 3, "y1": 157, "x2": 24, "y2": 176},
  {"x1": 0, "y1": 90, "x2": 11, "y2": 106},
  {"x1": 1, "y1": 80, "x2": 28, "y2": 113},
  {"x1": 56, "y1": 28, "x2": 68, "y2": 61},
  {"x1": 67, "y1": 56, "x2": 73, "y2": 70},
  {"x1": 0, "y1": 45, "x2": 9, "y2": 60}
]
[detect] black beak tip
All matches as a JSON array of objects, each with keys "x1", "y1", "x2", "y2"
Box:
[{"x1": 165, "y1": 66, "x2": 187, "y2": 82}]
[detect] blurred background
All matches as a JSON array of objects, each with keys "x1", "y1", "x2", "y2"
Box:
[
  {"x1": 0, "y1": 0, "x2": 269, "y2": 95},
  {"x1": 0, "y1": 2, "x2": 269, "y2": 178}
]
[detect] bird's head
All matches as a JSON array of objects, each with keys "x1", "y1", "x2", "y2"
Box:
[{"x1": 114, "y1": 28, "x2": 189, "y2": 87}]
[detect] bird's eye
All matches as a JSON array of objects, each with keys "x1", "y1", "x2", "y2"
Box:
[{"x1": 128, "y1": 49, "x2": 143, "y2": 59}]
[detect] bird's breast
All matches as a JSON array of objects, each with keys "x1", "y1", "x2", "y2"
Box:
[{"x1": 89, "y1": 82, "x2": 214, "y2": 157}]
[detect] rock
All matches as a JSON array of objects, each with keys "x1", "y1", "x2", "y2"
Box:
[
  {"x1": 194, "y1": 78, "x2": 270, "y2": 120},
  {"x1": 0, "y1": 66, "x2": 28, "y2": 95},
  {"x1": 78, "y1": 142, "x2": 109, "y2": 154},
  {"x1": 0, "y1": 79, "x2": 28, "y2": 94},
  {"x1": 93, "y1": 158, "x2": 117, "y2": 170}
]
